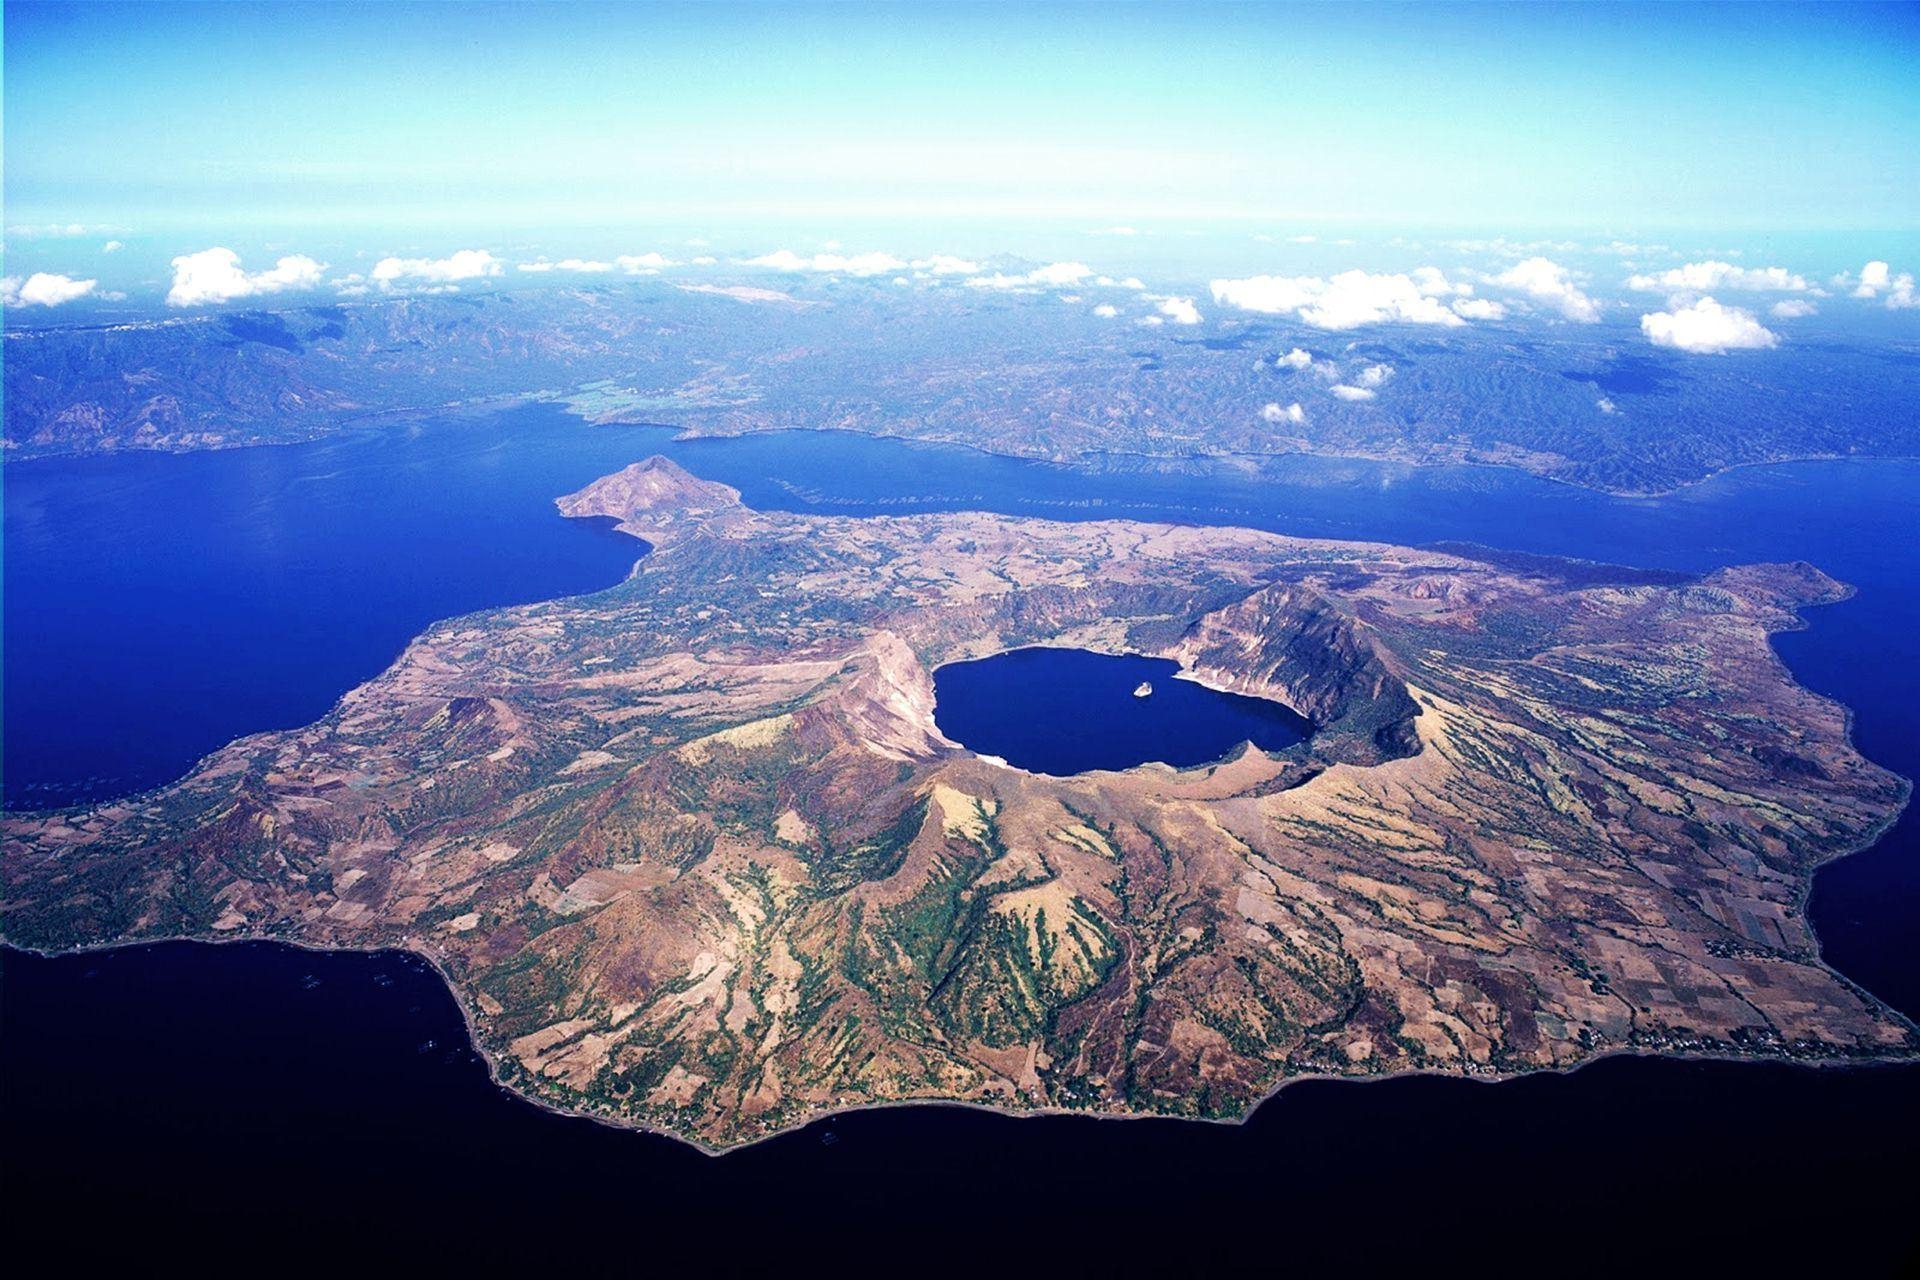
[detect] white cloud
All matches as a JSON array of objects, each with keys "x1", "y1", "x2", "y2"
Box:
[
  {"x1": 6, "y1": 222, "x2": 108, "y2": 239},
  {"x1": 967, "y1": 261, "x2": 1096, "y2": 290},
  {"x1": 1095, "y1": 275, "x2": 1146, "y2": 290},
  {"x1": 101, "y1": 240, "x2": 124, "y2": 254},
  {"x1": 1411, "y1": 266, "x2": 1471, "y2": 298},
  {"x1": 1491, "y1": 257, "x2": 1600, "y2": 321},
  {"x1": 167, "y1": 247, "x2": 326, "y2": 306},
  {"x1": 1355, "y1": 363, "x2": 1393, "y2": 388},
  {"x1": 617, "y1": 252, "x2": 677, "y2": 273},
  {"x1": 1210, "y1": 269, "x2": 1465, "y2": 330},
  {"x1": 1261, "y1": 401, "x2": 1307, "y2": 424},
  {"x1": 690, "y1": 255, "x2": 718, "y2": 266},
  {"x1": 2, "y1": 272, "x2": 99, "y2": 307},
  {"x1": 252, "y1": 256, "x2": 326, "y2": 290},
  {"x1": 1275, "y1": 347, "x2": 1313, "y2": 370},
  {"x1": 1294, "y1": 272, "x2": 1462, "y2": 329},
  {"x1": 1156, "y1": 296, "x2": 1202, "y2": 325},
  {"x1": 1597, "y1": 397, "x2": 1617, "y2": 414},
  {"x1": 1441, "y1": 235, "x2": 1583, "y2": 258},
  {"x1": 1210, "y1": 275, "x2": 1323, "y2": 315},
  {"x1": 1770, "y1": 299, "x2": 1818, "y2": 319},
  {"x1": 1135, "y1": 315, "x2": 1165, "y2": 327},
  {"x1": 518, "y1": 258, "x2": 614, "y2": 274},
  {"x1": 1092, "y1": 303, "x2": 1119, "y2": 318},
  {"x1": 1450, "y1": 297, "x2": 1507, "y2": 320},
  {"x1": 1640, "y1": 296, "x2": 1779, "y2": 353},
  {"x1": 1330, "y1": 384, "x2": 1376, "y2": 401},
  {"x1": 744, "y1": 248, "x2": 906, "y2": 276},
  {"x1": 1846, "y1": 260, "x2": 1917, "y2": 309},
  {"x1": 1851, "y1": 260, "x2": 1891, "y2": 297},
  {"x1": 1626, "y1": 260, "x2": 1812, "y2": 294},
  {"x1": 911, "y1": 254, "x2": 981, "y2": 275},
  {"x1": 370, "y1": 249, "x2": 501, "y2": 288}
]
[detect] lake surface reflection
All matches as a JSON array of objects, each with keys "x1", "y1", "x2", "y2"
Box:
[{"x1": 933, "y1": 648, "x2": 1310, "y2": 775}]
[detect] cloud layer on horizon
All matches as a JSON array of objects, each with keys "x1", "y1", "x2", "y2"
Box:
[
  {"x1": 167, "y1": 247, "x2": 325, "y2": 306},
  {"x1": 1640, "y1": 296, "x2": 1778, "y2": 353},
  {"x1": 965, "y1": 261, "x2": 1095, "y2": 290},
  {"x1": 1846, "y1": 260, "x2": 1917, "y2": 309},
  {"x1": 1627, "y1": 260, "x2": 1813, "y2": 294},
  {"x1": 1491, "y1": 257, "x2": 1600, "y2": 322},
  {"x1": 370, "y1": 249, "x2": 502, "y2": 288},
  {"x1": 743, "y1": 249, "x2": 908, "y2": 277},
  {"x1": 1210, "y1": 268, "x2": 1474, "y2": 329},
  {"x1": 1155, "y1": 295, "x2": 1201, "y2": 325},
  {"x1": 2, "y1": 272, "x2": 99, "y2": 307}
]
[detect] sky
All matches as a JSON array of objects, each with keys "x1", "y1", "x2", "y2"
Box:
[
  {"x1": 4, "y1": 0, "x2": 1918, "y2": 338},
  {"x1": 9, "y1": 1, "x2": 1918, "y2": 231}
]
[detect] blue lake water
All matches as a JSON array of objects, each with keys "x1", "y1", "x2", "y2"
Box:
[
  {"x1": 4, "y1": 413, "x2": 647, "y2": 807},
  {"x1": 933, "y1": 649, "x2": 1311, "y2": 774},
  {"x1": 4, "y1": 402, "x2": 1919, "y2": 1267}
]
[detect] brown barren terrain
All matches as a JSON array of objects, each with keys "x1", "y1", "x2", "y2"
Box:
[{"x1": 4, "y1": 457, "x2": 1912, "y2": 1150}]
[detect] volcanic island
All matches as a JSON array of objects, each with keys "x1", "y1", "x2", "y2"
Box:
[{"x1": 4, "y1": 458, "x2": 1912, "y2": 1151}]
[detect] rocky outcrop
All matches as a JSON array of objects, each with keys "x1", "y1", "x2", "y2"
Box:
[
  {"x1": 1168, "y1": 581, "x2": 1422, "y2": 769},
  {"x1": 554, "y1": 456, "x2": 744, "y2": 548}
]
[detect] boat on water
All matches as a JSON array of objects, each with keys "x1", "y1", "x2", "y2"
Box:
[{"x1": 1133, "y1": 681, "x2": 1153, "y2": 698}]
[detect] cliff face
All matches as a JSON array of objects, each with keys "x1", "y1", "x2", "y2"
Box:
[
  {"x1": 1169, "y1": 581, "x2": 1422, "y2": 767},
  {"x1": 3, "y1": 459, "x2": 1911, "y2": 1150}
]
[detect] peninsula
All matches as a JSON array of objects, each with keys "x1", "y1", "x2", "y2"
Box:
[{"x1": 3, "y1": 457, "x2": 1911, "y2": 1150}]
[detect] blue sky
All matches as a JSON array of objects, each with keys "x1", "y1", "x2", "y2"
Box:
[
  {"x1": 4, "y1": 1, "x2": 1918, "y2": 336},
  {"x1": 8, "y1": 1, "x2": 1917, "y2": 233}
]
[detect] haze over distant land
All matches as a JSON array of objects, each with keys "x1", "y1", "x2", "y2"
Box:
[
  {"x1": 10, "y1": 5, "x2": 1914, "y2": 512},
  {"x1": 6, "y1": 2, "x2": 1917, "y2": 329},
  {"x1": 7, "y1": 281, "x2": 1916, "y2": 497}
]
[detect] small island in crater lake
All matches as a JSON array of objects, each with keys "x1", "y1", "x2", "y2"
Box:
[{"x1": 3, "y1": 457, "x2": 1912, "y2": 1151}]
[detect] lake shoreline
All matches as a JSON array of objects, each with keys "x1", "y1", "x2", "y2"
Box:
[
  {"x1": 9, "y1": 411, "x2": 1920, "y2": 1159},
  {"x1": 6, "y1": 932, "x2": 1916, "y2": 1160},
  {"x1": 11, "y1": 385, "x2": 1920, "y2": 505}
]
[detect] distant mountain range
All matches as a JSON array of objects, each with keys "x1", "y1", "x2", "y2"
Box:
[{"x1": 9, "y1": 283, "x2": 1918, "y2": 495}]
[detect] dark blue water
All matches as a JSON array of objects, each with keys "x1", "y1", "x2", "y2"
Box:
[
  {"x1": 3, "y1": 940, "x2": 1913, "y2": 1270},
  {"x1": 3, "y1": 413, "x2": 664, "y2": 807},
  {"x1": 5, "y1": 404, "x2": 1918, "y2": 1267},
  {"x1": 933, "y1": 649, "x2": 1310, "y2": 774}
]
